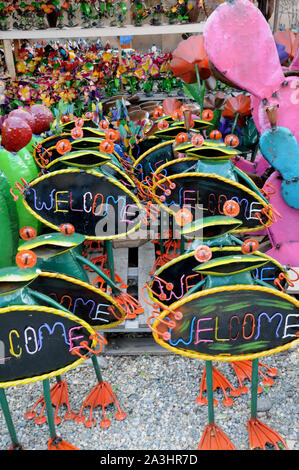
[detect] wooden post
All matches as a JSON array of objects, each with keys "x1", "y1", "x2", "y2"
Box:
[
  {"x1": 272, "y1": 0, "x2": 280, "y2": 32},
  {"x1": 2, "y1": 39, "x2": 16, "y2": 78},
  {"x1": 116, "y1": 36, "x2": 124, "y2": 93},
  {"x1": 13, "y1": 39, "x2": 21, "y2": 62}
]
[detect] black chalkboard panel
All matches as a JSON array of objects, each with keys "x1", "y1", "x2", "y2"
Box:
[
  {"x1": 30, "y1": 272, "x2": 125, "y2": 329},
  {"x1": 149, "y1": 248, "x2": 284, "y2": 306},
  {"x1": 0, "y1": 306, "x2": 94, "y2": 386},
  {"x1": 23, "y1": 169, "x2": 141, "y2": 240},
  {"x1": 154, "y1": 286, "x2": 299, "y2": 360},
  {"x1": 133, "y1": 141, "x2": 175, "y2": 182},
  {"x1": 152, "y1": 173, "x2": 270, "y2": 232},
  {"x1": 153, "y1": 158, "x2": 199, "y2": 178}
]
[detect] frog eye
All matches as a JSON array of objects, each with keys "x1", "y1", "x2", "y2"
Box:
[
  {"x1": 61, "y1": 114, "x2": 70, "y2": 123},
  {"x1": 194, "y1": 245, "x2": 213, "y2": 263},
  {"x1": 99, "y1": 139, "x2": 114, "y2": 154},
  {"x1": 175, "y1": 208, "x2": 193, "y2": 226},
  {"x1": 223, "y1": 200, "x2": 240, "y2": 217},
  {"x1": 224, "y1": 134, "x2": 239, "y2": 147},
  {"x1": 209, "y1": 129, "x2": 222, "y2": 140},
  {"x1": 202, "y1": 109, "x2": 214, "y2": 121},
  {"x1": 74, "y1": 118, "x2": 84, "y2": 128},
  {"x1": 56, "y1": 139, "x2": 72, "y2": 155},
  {"x1": 241, "y1": 238, "x2": 259, "y2": 254},
  {"x1": 16, "y1": 250, "x2": 37, "y2": 269},
  {"x1": 71, "y1": 127, "x2": 84, "y2": 139},
  {"x1": 84, "y1": 112, "x2": 94, "y2": 120},
  {"x1": 105, "y1": 129, "x2": 120, "y2": 142},
  {"x1": 191, "y1": 134, "x2": 205, "y2": 147},
  {"x1": 175, "y1": 132, "x2": 189, "y2": 144},
  {"x1": 60, "y1": 223, "x2": 75, "y2": 236},
  {"x1": 157, "y1": 120, "x2": 169, "y2": 131},
  {"x1": 19, "y1": 226, "x2": 37, "y2": 241},
  {"x1": 99, "y1": 119, "x2": 109, "y2": 130},
  {"x1": 171, "y1": 109, "x2": 183, "y2": 121},
  {"x1": 153, "y1": 107, "x2": 164, "y2": 119}
]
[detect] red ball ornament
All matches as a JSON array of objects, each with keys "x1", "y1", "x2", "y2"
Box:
[
  {"x1": 8, "y1": 109, "x2": 35, "y2": 131},
  {"x1": 1, "y1": 117, "x2": 32, "y2": 153},
  {"x1": 60, "y1": 223, "x2": 75, "y2": 236},
  {"x1": 16, "y1": 250, "x2": 37, "y2": 269},
  {"x1": 30, "y1": 104, "x2": 54, "y2": 134},
  {"x1": 194, "y1": 245, "x2": 213, "y2": 263},
  {"x1": 19, "y1": 226, "x2": 37, "y2": 241},
  {"x1": 224, "y1": 134, "x2": 239, "y2": 148},
  {"x1": 209, "y1": 129, "x2": 222, "y2": 140},
  {"x1": 223, "y1": 199, "x2": 240, "y2": 217},
  {"x1": 241, "y1": 238, "x2": 259, "y2": 254}
]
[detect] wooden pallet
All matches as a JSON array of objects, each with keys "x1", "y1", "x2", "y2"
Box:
[{"x1": 86, "y1": 238, "x2": 169, "y2": 354}]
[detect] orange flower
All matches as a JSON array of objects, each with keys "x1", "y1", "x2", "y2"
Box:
[
  {"x1": 41, "y1": 4, "x2": 54, "y2": 14},
  {"x1": 222, "y1": 94, "x2": 251, "y2": 127},
  {"x1": 170, "y1": 35, "x2": 210, "y2": 84},
  {"x1": 274, "y1": 30, "x2": 299, "y2": 61}
]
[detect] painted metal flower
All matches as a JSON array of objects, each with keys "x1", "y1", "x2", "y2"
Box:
[{"x1": 170, "y1": 35, "x2": 210, "y2": 84}]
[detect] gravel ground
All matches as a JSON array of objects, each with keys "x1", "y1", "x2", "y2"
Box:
[{"x1": 0, "y1": 345, "x2": 297, "y2": 451}]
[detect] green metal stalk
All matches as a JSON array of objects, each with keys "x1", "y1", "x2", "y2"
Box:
[
  {"x1": 104, "y1": 240, "x2": 117, "y2": 292},
  {"x1": 250, "y1": 358, "x2": 259, "y2": 419},
  {"x1": 76, "y1": 254, "x2": 121, "y2": 293},
  {"x1": 91, "y1": 355, "x2": 103, "y2": 383},
  {"x1": 180, "y1": 233, "x2": 185, "y2": 254},
  {"x1": 205, "y1": 361, "x2": 215, "y2": 425},
  {"x1": 42, "y1": 379, "x2": 57, "y2": 439}
]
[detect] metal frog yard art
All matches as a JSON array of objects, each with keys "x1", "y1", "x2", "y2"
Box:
[
  {"x1": 0, "y1": 263, "x2": 107, "y2": 450},
  {"x1": 146, "y1": 214, "x2": 299, "y2": 450}
]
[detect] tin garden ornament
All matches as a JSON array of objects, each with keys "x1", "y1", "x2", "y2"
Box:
[
  {"x1": 147, "y1": 218, "x2": 299, "y2": 449},
  {"x1": 0, "y1": 261, "x2": 107, "y2": 450},
  {"x1": 16, "y1": 225, "x2": 140, "y2": 430}
]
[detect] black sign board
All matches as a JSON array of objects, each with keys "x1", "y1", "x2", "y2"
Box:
[
  {"x1": 154, "y1": 286, "x2": 299, "y2": 360},
  {"x1": 133, "y1": 141, "x2": 175, "y2": 181},
  {"x1": 0, "y1": 306, "x2": 95, "y2": 387},
  {"x1": 152, "y1": 173, "x2": 270, "y2": 232},
  {"x1": 30, "y1": 272, "x2": 125, "y2": 329},
  {"x1": 23, "y1": 169, "x2": 142, "y2": 240},
  {"x1": 149, "y1": 249, "x2": 284, "y2": 306}
]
